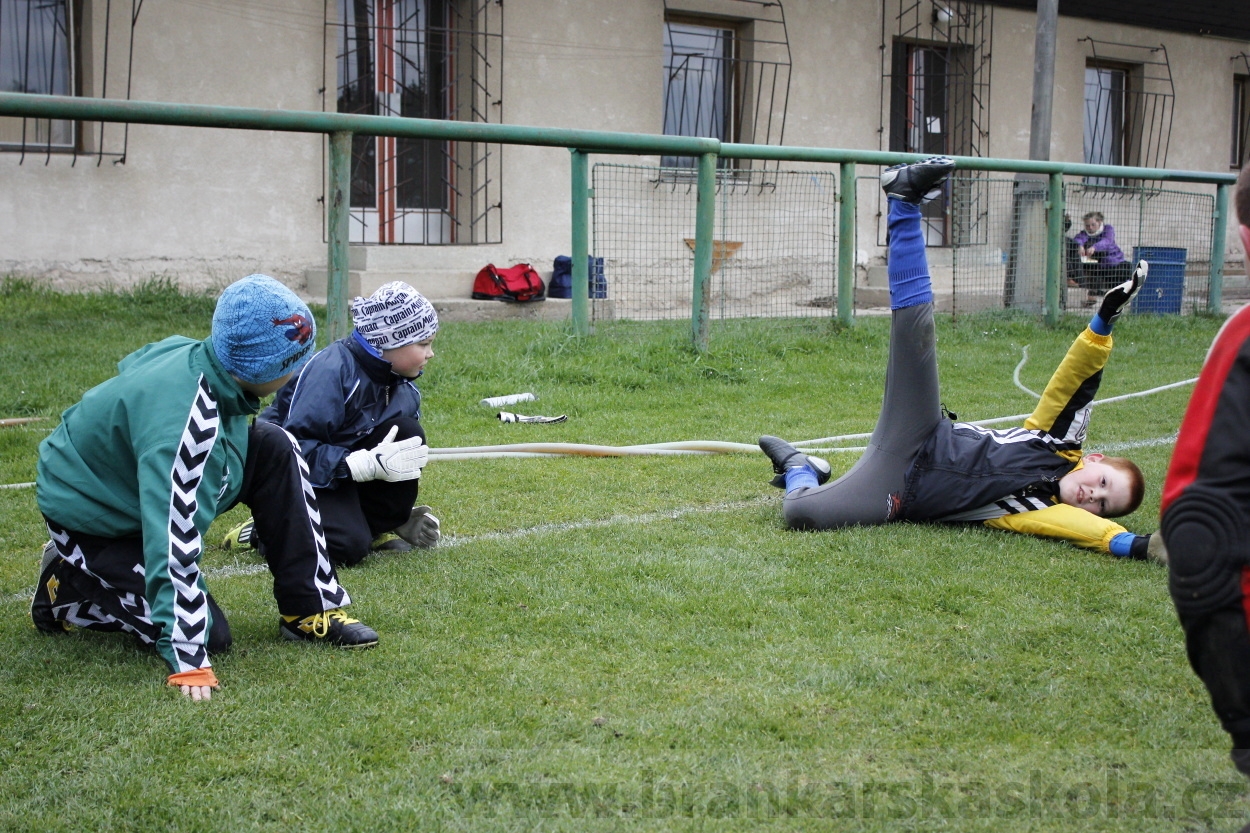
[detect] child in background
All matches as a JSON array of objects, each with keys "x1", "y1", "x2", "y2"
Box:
[
  {"x1": 33, "y1": 274, "x2": 379, "y2": 702},
  {"x1": 225, "y1": 281, "x2": 441, "y2": 566},
  {"x1": 1073, "y1": 210, "x2": 1134, "y2": 297}
]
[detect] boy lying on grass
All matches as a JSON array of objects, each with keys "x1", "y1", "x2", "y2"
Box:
[
  {"x1": 33, "y1": 274, "x2": 379, "y2": 701},
  {"x1": 761, "y1": 157, "x2": 1164, "y2": 563}
]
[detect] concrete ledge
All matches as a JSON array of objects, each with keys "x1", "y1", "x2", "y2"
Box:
[{"x1": 426, "y1": 297, "x2": 572, "y2": 323}]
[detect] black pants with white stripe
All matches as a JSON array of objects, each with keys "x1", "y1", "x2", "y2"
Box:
[{"x1": 42, "y1": 420, "x2": 350, "y2": 643}]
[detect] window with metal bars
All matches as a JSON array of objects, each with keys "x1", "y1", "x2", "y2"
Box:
[
  {"x1": 330, "y1": 0, "x2": 502, "y2": 245},
  {"x1": 2, "y1": 0, "x2": 139, "y2": 164},
  {"x1": 880, "y1": 1, "x2": 993, "y2": 248},
  {"x1": 1083, "y1": 62, "x2": 1129, "y2": 185},
  {"x1": 662, "y1": 20, "x2": 734, "y2": 168},
  {"x1": 1, "y1": 0, "x2": 75, "y2": 151},
  {"x1": 660, "y1": 1, "x2": 791, "y2": 172},
  {"x1": 1079, "y1": 40, "x2": 1174, "y2": 187},
  {"x1": 888, "y1": 41, "x2": 964, "y2": 244}
]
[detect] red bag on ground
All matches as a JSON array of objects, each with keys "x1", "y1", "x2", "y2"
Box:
[{"x1": 472, "y1": 263, "x2": 547, "y2": 302}]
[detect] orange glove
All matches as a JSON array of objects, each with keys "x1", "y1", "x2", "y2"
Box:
[{"x1": 167, "y1": 669, "x2": 219, "y2": 689}]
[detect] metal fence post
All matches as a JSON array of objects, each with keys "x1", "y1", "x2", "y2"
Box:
[
  {"x1": 1046, "y1": 172, "x2": 1063, "y2": 325},
  {"x1": 327, "y1": 131, "x2": 352, "y2": 341},
  {"x1": 1209, "y1": 181, "x2": 1230, "y2": 315},
  {"x1": 838, "y1": 162, "x2": 857, "y2": 325},
  {"x1": 570, "y1": 149, "x2": 591, "y2": 336},
  {"x1": 692, "y1": 152, "x2": 718, "y2": 352}
]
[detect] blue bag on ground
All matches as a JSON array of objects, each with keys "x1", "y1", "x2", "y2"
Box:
[{"x1": 549, "y1": 256, "x2": 607, "y2": 299}]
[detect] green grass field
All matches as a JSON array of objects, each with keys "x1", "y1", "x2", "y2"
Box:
[{"x1": 0, "y1": 278, "x2": 1246, "y2": 831}]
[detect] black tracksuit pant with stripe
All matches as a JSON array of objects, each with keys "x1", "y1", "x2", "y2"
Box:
[{"x1": 42, "y1": 421, "x2": 346, "y2": 650}]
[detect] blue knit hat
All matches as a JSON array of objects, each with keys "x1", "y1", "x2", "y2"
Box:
[{"x1": 211, "y1": 274, "x2": 316, "y2": 384}]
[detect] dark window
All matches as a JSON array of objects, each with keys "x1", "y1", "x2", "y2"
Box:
[
  {"x1": 889, "y1": 41, "x2": 956, "y2": 243},
  {"x1": 0, "y1": 0, "x2": 75, "y2": 150},
  {"x1": 330, "y1": 0, "x2": 502, "y2": 245},
  {"x1": 662, "y1": 20, "x2": 733, "y2": 168},
  {"x1": 337, "y1": 0, "x2": 451, "y2": 242},
  {"x1": 1084, "y1": 63, "x2": 1128, "y2": 184},
  {"x1": 890, "y1": 42, "x2": 952, "y2": 157}
]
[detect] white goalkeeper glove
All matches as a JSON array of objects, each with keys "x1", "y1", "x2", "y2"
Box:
[
  {"x1": 396, "y1": 505, "x2": 441, "y2": 548},
  {"x1": 345, "y1": 425, "x2": 428, "y2": 483}
]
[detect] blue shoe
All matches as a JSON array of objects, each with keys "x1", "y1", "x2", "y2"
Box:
[
  {"x1": 759, "y1": 435, "x2": 831, "y2": 489},
  {"x1": 881, "y1": 156, "x2": 955, "y2": 204}
]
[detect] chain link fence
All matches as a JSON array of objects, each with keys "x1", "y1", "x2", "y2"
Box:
[
  {"x1": 592, "y1": 164, "x2": 1218, "y2": 332},
  {"x1": 591, "y1": 164, "x2": 838, "y2": 324},
  {"x1": 861, "y1": 174, "x2": 1216, "y2": 317}
]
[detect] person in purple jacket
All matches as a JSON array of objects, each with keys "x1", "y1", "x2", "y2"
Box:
[
  {"x1": 1073, "y1": 211, "x2": 1134, "y2": 298},
  {"x1": 223, "y1": 281, "x2": 442, "y2": 566}
]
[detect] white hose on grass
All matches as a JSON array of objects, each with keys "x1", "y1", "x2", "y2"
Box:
[
  {"x1": 0, "y1": 349, "x2": 1199, "y2": 483},
  {"x1": 429, "y1": 440, "x2": 757, "y2": 461}
]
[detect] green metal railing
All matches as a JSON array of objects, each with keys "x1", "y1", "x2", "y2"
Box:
[{"x1": 0, "y1": 92, "x2": 1238, "y2": 350}]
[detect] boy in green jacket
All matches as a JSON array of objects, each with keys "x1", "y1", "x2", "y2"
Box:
[{"x1": 33, "y1": 274, "x2": 378, "y2": 701}]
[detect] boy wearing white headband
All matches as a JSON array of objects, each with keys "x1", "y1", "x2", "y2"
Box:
[{"x1": 225, "y1": 281, "x2": 441, "y2": 565}]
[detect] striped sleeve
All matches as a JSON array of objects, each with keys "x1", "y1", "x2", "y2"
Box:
[
  {"x1": 1023, "y1": 328, "x2": 1113, "y2": 451},
  {"x1": 137, "y1": 375, "x2": 220, "y2": 674}
]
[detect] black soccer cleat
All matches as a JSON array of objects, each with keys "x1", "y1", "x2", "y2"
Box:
[
  {"x1": 759, "y1": 435, "x2": 832, "y2": 489},
  {"x1": 880, "y1": 156, "x2": 956, "y2": 204},
  {"x1": 280, "y1": 609, "x2": 379, "y2": 648},
  {"x1": 31, "y1": 541, "x2": 71, "y2": 634}
]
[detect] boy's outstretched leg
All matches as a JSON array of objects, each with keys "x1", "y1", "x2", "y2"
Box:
[
  {"x1": 1089, "y1": 260, "x2": 1147, "y2": 335},
  {"x1": 760, "y1": 156, "x2": 953, "y2": 530}
]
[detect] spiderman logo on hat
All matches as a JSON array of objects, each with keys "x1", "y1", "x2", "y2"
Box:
[{"x1": 274, "y1": 314, "x2": 313, "y2": 344}]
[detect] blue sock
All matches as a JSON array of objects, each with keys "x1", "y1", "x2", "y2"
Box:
[
  {"x1": 1089, "y1": 312, "x2": 1112, "y2": 336},
  {"x1": 1108, "y1": 532, "x2": 1134, "y2": 557},
  {"x1": 886, "y1": 200, "x2": 933, "y2": 310},
  {"x1": 784, "y1": 464, "x2": 819, "y2": 493}
]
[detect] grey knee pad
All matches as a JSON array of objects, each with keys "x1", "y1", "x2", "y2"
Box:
[{"x1": 1164, "y1": 486, "x2": 1250, "y2": 618}]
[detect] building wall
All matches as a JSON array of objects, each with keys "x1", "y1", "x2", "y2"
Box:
[
  {"x1": 1, "y1": 0, "x2": 1246, "y2": 297},
  {"x1": 1, "y1": 0, "x2": 328, "y2": 290}
]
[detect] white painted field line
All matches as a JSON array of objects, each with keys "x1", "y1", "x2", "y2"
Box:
[
  {"x1": 1094, "y1": 434, "x2": 1179, "y2": 453},
  {"x1": 4, "y1": 497, "x2": 773, "y2": 603}
]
